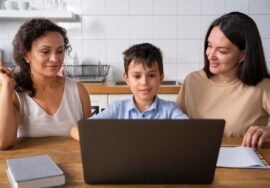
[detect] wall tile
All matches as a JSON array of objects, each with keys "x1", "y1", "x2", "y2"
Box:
[
  {"x1": 59, "y1": 21, "x2": 82, "y2": 39},
  {"x1": 177, "y1": 40, "x2": 201, "y2": 63},
  {"x1": 130, "y1": 0, "x2": 153, "y2": 15},
  {"x1": 129, "y1": 39, "x2": 154, "y2": 46},
  {"x1": 163, "y1": 63, "x2": 177, "y2": 80},
  {"x1": 153, "y1": 16, "x2": 177, "y2": 39},
  {"x1": 105, "y1": 0, "x2": 129, "y2": 15},
  {"x1": 176, "y1": 63, "x2": 200, "y2": 81},
  {"x1": 153, "y1": 40, "x2": 177, "y2": 63},
  {"x1": 106, "y1": 40, "x2": 130, "y2": 63},
  {"x1": 177, "y1": 0, "x2": 201, "y2": 15},
  {"x1": 81, "y1": 0, "x2": 105, "y2": 15},
  {"x1": 249, "y1": 0, "x2": 270, "y2": 14},
  {"x1": 106, "y1": 16, "x2": 129, "y2": 39},
  {"x1": 154, "y1": 0, "x2": 177, "y2": 15},
  {"x1": 65, "y1": 39, "x2": 82, "y2": 65},
  {"x1": 224, "y1": 0, "x2": 248, "y2": 14},
  {"x1": 263, "y1": 39, "x2": 270, "y2": 61},
  {"x1": 82, "y1": 40, "x2": 106, "y2": 64},
  {"x1": 82, "y1": 16, "x2": 106, "y2": 39},
  {"x1": 200, "y1": 15, "x2": 219, "y2": 39},
  {"x1": 177, "y1": 16, "x2": 201, "y2": 39},
  {"x1": 201, "y1": 0, "x2": 225, "y2": 15},
  {"x1": 252, "y1": 15, "x2": 270, "y2": 38},
  {"x1": 129, "y1": 16, "x2": 153, "y2": 39},
  {"x1": 1, "y1": 0, "x2": 270, "y2": 81}
]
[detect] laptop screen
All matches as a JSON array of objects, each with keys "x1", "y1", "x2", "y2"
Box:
[{"x1": 78, "y1": 119, "x2": 225, "y2": 184}]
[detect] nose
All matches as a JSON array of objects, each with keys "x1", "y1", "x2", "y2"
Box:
[
  {"x1": 140, "y1": 76, "x2": 148, "y2": 85},
  {"x1": 49, "y1": 53, "x2": 61, "y2": 62},
  {"x1": 207, "y1": 48, "x2": 217, "y2": 61}
]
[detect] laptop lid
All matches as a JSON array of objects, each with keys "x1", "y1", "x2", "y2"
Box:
[{"x1": 78, "y1": 119, "x2": 225, "y2": 184}]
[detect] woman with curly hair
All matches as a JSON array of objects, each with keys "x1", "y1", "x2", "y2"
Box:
[{"x1": 0, "y1": 18, "x2": 91, "y2": 149}]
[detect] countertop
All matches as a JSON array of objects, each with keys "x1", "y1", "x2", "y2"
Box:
[{"x1": 83, "y1": 81, "x2": 181, "y2": 94}]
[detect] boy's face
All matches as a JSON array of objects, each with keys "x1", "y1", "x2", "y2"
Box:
[{"x1": 124, "y1": 60, "x2": 164, "y2": 104}]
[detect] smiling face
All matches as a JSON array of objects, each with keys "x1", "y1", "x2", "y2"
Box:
[
  {"x1": 124, "y1": 60, "x2": 164, "y2": 105},
  {"x1": 24, "y1": 31, "x2": 65, "y2": 79},
  {"x1": 206, "y1": 26, "x2": 245, "y2": 82}
]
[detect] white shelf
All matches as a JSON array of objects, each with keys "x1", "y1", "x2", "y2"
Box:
[{"x1": 0, "y1": 10, "x2": 77, "y2": 21}]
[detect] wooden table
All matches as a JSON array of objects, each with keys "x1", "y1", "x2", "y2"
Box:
[{"x1": 1, "y1": 137, "x2": 270, "y2": 188}]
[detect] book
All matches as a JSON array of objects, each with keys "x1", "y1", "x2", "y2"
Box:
[
  {"x1": 6, "y1": 154, "x2": 65, "y2": 188},
  {"x1": 217, "y1": 146, "x2": 270, "y2": 169}
]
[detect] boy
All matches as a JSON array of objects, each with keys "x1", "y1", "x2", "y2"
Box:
[{"x1": 70, "y1": 43, "x2": 188, "y2": 140}]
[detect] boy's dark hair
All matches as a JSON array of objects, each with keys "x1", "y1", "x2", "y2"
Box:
[
  {"x1": 203, "y1": 11, "x2": 270, "y2": 86},
  {"x1": 13, "y1": 18, "x2": 71, "y2": 97},
  {"x1": 123, "y1": 43, "x2": 163, "y2": 75}
]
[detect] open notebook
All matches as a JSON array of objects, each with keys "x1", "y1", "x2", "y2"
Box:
[{"x1": 217, "y1": 147, "x2": 270, "y2": 169}]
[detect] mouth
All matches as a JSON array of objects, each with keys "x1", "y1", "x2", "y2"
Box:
[
  {"x1": 139, "y1": 88, "x2": 152, "y2": 93},
  {"x1": 46, "y1": 65, "x2": 60, "y2": 69},
  {"x1": 210, "y1": 62, "x2": 220, "y2": 68}
]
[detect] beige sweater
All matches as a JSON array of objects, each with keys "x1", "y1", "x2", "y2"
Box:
[{"x1": 177, "y1": 70, "x2": 270, "y2": 136}]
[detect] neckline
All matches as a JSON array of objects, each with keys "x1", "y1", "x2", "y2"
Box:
[{"x1": 27, "y1": 79, "x2": 67, "y2": 117}]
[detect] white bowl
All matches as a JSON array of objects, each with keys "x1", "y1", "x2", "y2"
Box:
[
  {"x1": 4, "y1": 1, "x2": 18, "y2": 10},
  {"x1": 17, "y1": 1, "x2": 30, "y2": 10}
]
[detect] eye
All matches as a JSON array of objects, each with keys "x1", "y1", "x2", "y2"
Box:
[
  {"x1": 132, "y1": 75, "x2": 141, "y2": 79},
  {"x1": 219, "y1": 49, "x2": 228, "y2": 54},
  {"x1": 57, "y1": 50, "x2": 64, "y2": 54},
  {"x1": 41, "y1": 50, "x2": 50, "y2": 54},
  {"x1": 149, "y1": 74, "x2": 157, "y2": 78}
]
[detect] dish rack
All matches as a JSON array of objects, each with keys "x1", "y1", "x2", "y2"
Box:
[{"x1": 64, "y1": 64, "x2": 110, "y2": 82}]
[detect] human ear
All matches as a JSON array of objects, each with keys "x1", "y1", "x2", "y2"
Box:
[
  {"x1": 124, "y1": 73, "x2": 129, "y2": 85},
  {"x1": 239, "y1": 50, "x2": 246, "y2": 63},
  {"x1": 23, "y1": 53, "x2": 31, "y2": 64},
  {"x1": 160, "y1": 73, "x2": 164, "y2": 81}
]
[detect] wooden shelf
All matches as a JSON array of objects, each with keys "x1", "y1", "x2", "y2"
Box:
[{"x1": 0, "y1": 10, "x2": 77, "y2": 21}]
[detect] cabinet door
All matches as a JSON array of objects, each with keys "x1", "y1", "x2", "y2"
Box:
[
  {"x1": 90, "y1": 94, "x2": 108, "y2": 113},
  {"x1": 108, "y1": 94, "x2": 133, "y2": 105}
]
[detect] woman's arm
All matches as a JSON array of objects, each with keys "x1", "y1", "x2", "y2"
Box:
[
  {"x1": 70, "y1": 82, "x2": 91, "y2": 141},
  {"x1": 0, "y1": 68, "x2": 19, "y2": 150},
  {"x1": 242, "y1": 81, "x2": 270, "y2": 149},
  {"x1": 77, "y1": 82, "x2": 91, "y2": 119}
]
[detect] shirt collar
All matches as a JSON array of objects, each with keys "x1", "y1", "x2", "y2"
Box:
[{"x1": 127, "y1": 96, "x2": 159, "y2": 113}]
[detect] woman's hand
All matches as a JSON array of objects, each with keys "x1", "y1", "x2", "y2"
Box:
[
  {"x1": 242, "y1": 125, "x2": 270, "y2": 149},
  {"x1": 0, "y1": 67, "x2": 16, "y2": 87}
]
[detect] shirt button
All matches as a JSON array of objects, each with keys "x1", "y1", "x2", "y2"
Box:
[{"x1": 142, "y1": 114, "x2": 145, "y2": 118}]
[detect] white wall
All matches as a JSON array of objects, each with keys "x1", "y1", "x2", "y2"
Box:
[{"x1": 0, "y1": 0, "x2": 270, "y2": 81}]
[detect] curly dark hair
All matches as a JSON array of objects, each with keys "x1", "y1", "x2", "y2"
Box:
[
  {"x1": 123, "y1": 43, "x2": 163, "y2": 75},
  {"x1": 203, "y1": 12, "x2": 270, "y2": 86},
  {"x1": 13, "y1": 18, "x2": 71, "y2": 97}
]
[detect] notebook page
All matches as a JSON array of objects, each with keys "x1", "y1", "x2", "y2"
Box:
[{"x1": 217, "y1": 147, "x2": 266, "y2": 168}]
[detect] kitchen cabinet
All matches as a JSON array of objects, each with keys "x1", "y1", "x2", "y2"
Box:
[
  {"x1": 90, "y1": 94, "x2": 108, "y2": 114},
  {"x1": 0, "y1": 10, "x2": 77, "y2": 20}
]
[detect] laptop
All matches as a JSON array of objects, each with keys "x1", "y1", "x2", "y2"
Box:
[{"x1": 78, "y1": 119, "x2": 225, "y2": 184}]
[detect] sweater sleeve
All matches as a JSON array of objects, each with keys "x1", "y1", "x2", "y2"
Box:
[
  {"x1": 176, "y1": 78, "x2": 188, "y2": 114},
  {"x1": 261, "y1": 79, "x2": 270, "y2": 126}
]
